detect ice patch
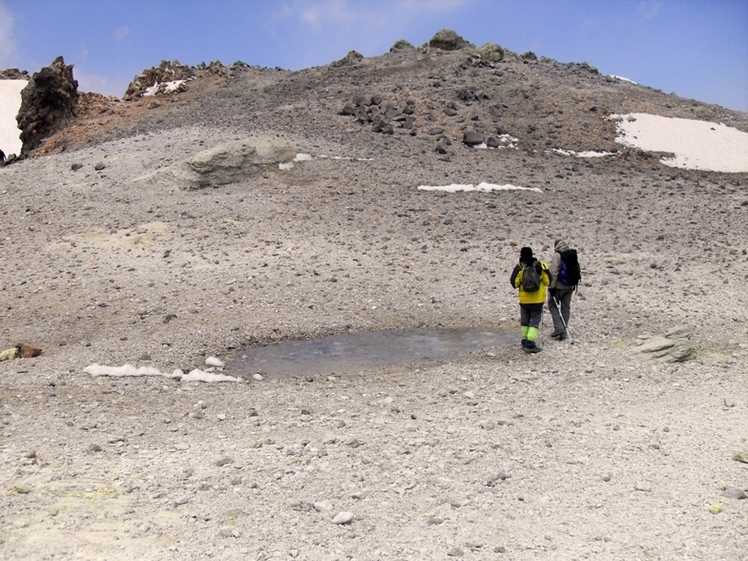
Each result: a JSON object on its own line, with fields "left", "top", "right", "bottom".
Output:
{"left": 418, "top": 182, "right": 542, "bottom": 193}
{"left": 611, "top": 113, "right": 748, "bottom": 173}
{"left": 143, "top": 79, "right": 189, "bottom": 96}
{"left": 0, "top": 80, "right": 26, "bottom": 156}
{"left": 84, "top": 363, "right": 241, "bottom": 382}
{"left": 205, "top": 356, "right": 224, "bottom": 367}
{"left": 554, "top": 148, "right": 614, "bottom": 158}
{"left": 609, "top": 75, "right": 637, "bottom": 84}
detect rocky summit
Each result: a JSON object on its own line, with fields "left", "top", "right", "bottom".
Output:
{"left": 1, "top": 30, "right": 747, "bottom": 561}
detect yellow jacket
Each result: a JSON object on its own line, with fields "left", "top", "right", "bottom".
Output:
{"left": 510, "top": 260, "right": 551, "bottom": 304}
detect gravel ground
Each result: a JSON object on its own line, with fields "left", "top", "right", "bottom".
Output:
{"left": 1, "top": 45, "right": 747, "bottom": 560}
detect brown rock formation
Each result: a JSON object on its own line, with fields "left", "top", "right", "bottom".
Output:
{"left": 16, "top": 56, "right": 78, "bottom": 156}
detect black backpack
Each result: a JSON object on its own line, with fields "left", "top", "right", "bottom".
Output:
{"left": 521, "top": 260, "right": 541, "bottom": 292}
{"left": 558, "top": 249, "right": 581, "bottom": 288}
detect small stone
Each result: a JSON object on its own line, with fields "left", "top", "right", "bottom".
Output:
{"left": 447, "top": 547, "right": 464, "bottom": 556}
{"left": 485, "top": 472, "right": 509, "bottom": 486}
{"left": 722, "top": 488, "right": 747, "bottom": 500}
{"left": 332, "top": 511, "right": 354, "bottom": 524}
{"left": 174, "top": 495, "right": 190, "bottom": 506}
{"left": 314, "top": 500, "right": 332, "bottom": 512}
{"left": 87, "top": 444, "right": 103, "bottom": 453}
{"left": 219, "top": 526, "right": 241, "bottom": 537}
{"left": 19, "top": 344, "right": 42, "bottom": 358}
{"left": 427, "top": 516, "right": 444, "bottom": 525}
{"left": 215, "top": 456, "right": 234, "bottom": 467}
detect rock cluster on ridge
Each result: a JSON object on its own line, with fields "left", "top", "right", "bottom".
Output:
{"left": 9, "top": 29, "right": 746, "bottom": 163}
{"left": 0, "top": 68, "right": 29, "bottom": 80}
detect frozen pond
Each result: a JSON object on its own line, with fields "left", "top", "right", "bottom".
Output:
{"left": 230, "top": 327, "right": 516, "bottom": 378}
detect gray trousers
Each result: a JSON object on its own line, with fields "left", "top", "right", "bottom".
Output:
{"left": 548, "top": 288, "right": 573, "bottom": 332}
{"left": 520, "top": 303, "right": 544, "bottom": 329}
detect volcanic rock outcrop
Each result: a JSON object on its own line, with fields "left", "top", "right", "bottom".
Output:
{"left": 16, "top": 56, "right": 78, "bottom": 156}
{"left": 0, "top": 68, "right": 29, "bottom": 80}
{"left": 123, "top": 59, "right": 197, "bottom": 100}
{"left": 148, "top": 138, "right": 297, "bottom": 190}
{"left": 123, "top": 59, "right": 240, "bottom": 99}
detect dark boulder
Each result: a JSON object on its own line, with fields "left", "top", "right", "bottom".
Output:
{"left": 389, "top": 39, "right": 415, "bottom": 53}
{"left": 16, "top": 56, "right": 78, "bottom": 156}
{"left": 477, "top": 43, "right": 505, "bottom": 63}
{"left": 332, "top": 50, "right": 364, "bottom": 67}
{"left": 463, "top": 128, "right": 485, "bottom": 145}
{"left": 429, "top": 29, "right": 472, "bottom": 51}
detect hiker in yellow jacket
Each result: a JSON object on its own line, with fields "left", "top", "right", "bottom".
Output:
{"left": 509, "top": 246, "right": 551, "bottom": 353}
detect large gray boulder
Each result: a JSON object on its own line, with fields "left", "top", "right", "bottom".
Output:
{"left": 390, "top": 39, "right": 415, "bottom": 53}
{"left": 156, "top": 138, "right": 297, "bottom": 190}
{"left": 428, "top": 29, "right": 472, "bottom": 51}
{"left": 477, "top": 43, "right": 505, "bottom": 62}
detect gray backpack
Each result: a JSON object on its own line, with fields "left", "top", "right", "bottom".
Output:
{"left": 521, "top": 260, "right": 541, "bottom": 292}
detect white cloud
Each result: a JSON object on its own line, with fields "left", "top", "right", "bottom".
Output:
{"left": 298, "top": 0, "right": 360, "bottom": 29}
{"left": 73, "top": 68, "right": 128, "bottom": 97}
{"left": 277, "top": 0, "right": 467, "bottom": 30}
{"left": 0, "top": 1, "right": 16, "bottom": 64}
{"left": 638, "top": 1, "right": 663, "bottom": 21}
{"left": 582, "top": 17, "right": 600, "bottom": 28}
{"left": 78, "top": 41, "right": 89, "bottom": 61}
{"left": 397, "top": 0, "right": 468, "bottom": 14}
{"left": 113, "top": 25, "right": 129, "bottom": 41}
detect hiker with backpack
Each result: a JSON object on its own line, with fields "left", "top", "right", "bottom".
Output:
{"left": 510, "top": 246, "right": 552, "bottom": 353}
{"left": 548, "top": 239, "right": 581, "bottom": 341}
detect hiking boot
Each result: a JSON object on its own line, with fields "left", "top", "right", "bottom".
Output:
{"left": 523, "top": 345, "right": 542, "bottom": 353}
{"left": 557, "top": 332, "right": 567, "bottom": 341}
{"left": 550, "top": 329, "right": 564, "bottom": 339}
{"left": 521, "top": 338, "right": 528, "bottom": 348}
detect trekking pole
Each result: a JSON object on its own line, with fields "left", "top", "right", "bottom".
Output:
{"left": 552, "top": 296, "right": 573, "bottom": 344}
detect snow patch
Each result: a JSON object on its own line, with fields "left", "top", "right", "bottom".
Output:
{"left": 611, "top": 113, "right": 748, "bottom": 173}
{"left": 609, "top": 75, "right": 637, "bottom": 84}
{"left": 418, "top": 182, "right": 542, "bottom": 193}
{"left": 143, "top": 79, "right": 189, "bottom": 96}
{"left": 554, "top": 148, "right": 615, "bottom": 158}
{"left": 84, "top": 363, "right": 241, "bottom": 382}
{"left": 0, "top": 80, "right": 26, "bottom": 156}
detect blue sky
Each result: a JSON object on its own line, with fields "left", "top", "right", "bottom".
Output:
{"left": 1, "top": 0, "right": 746, "bottom": 111}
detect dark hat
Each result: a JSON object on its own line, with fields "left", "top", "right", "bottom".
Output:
{"left": 520, "top": 246, "right": 533, "bottom": 260}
